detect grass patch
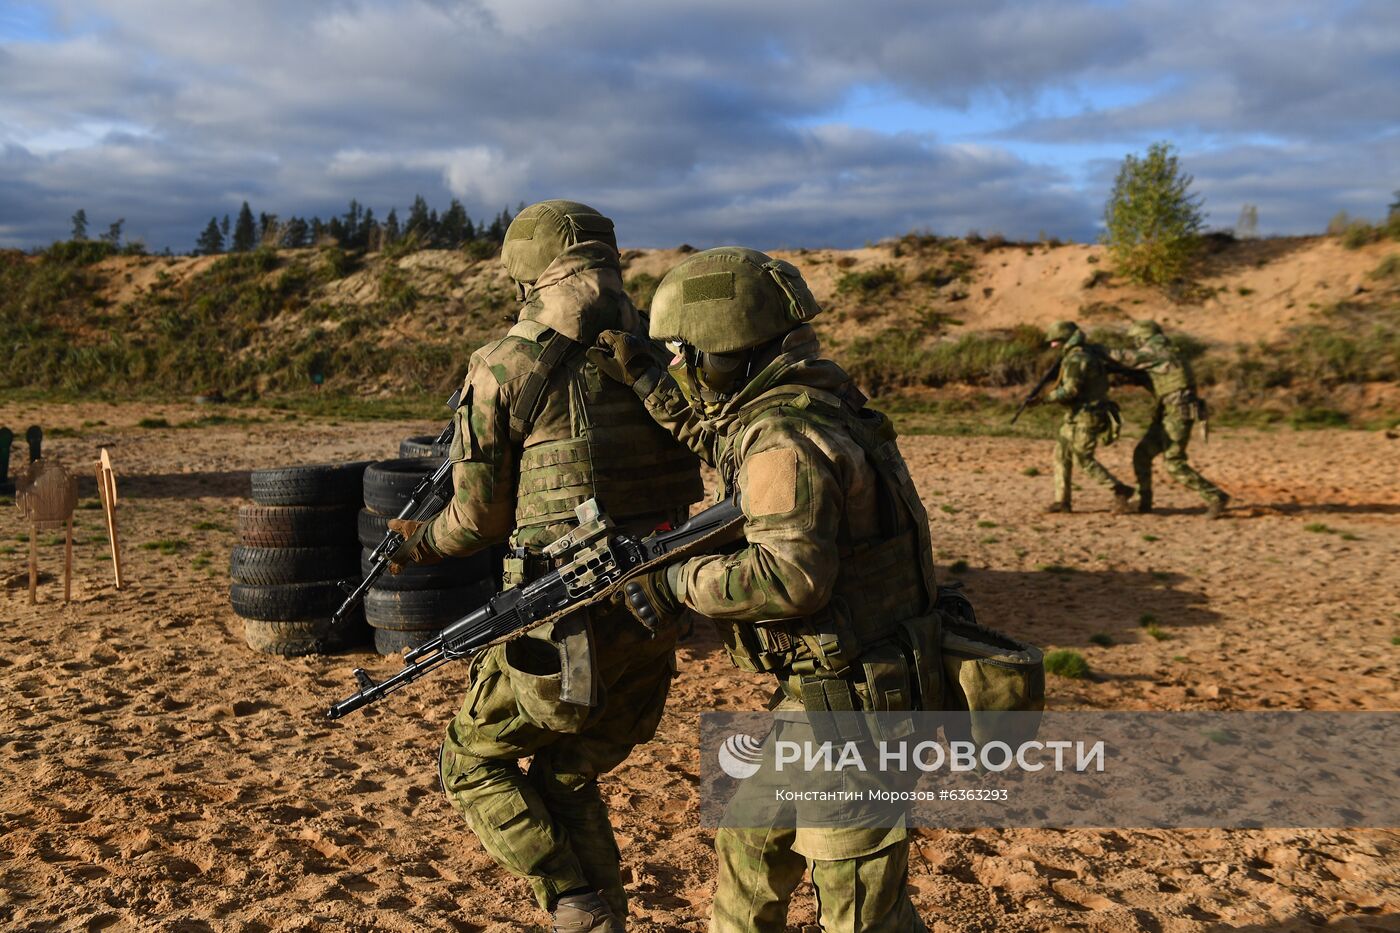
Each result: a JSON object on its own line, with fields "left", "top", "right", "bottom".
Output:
{"left": 836, "top": 265, "right": 902, "bottom": 298}
{"left": 1143, "top": 623, "right": 1172, "bottom": 641}
{"left": 1089, "top": 633, "right": 1115, "bottom": 647}
{"left": 1021, "top": 466, "right": 1040, "bottom": 477}
{"left": 140, "top": 538, "right": 188, "bottom": 555}
{"left": 980, "top": 536, "right": 999, "bottom": 545}
{"left": 845, "top": 325, "right": 1050, "bottom": 395}
{"left": 1037, "top": 563, "right": 1076, "bottom": 574}
{"left": 939, "top": 504, "right": 960, "bottom": 515}
{"left": 1142, "top": 534, "right": 1159, "bottom": 543}
{"left": 624, "top": 272, "right": 662, "bottom": 311}
{"left": 191, "top": 556, "right": 211, "bottom": 570}
{"left": 1044, "top": 649, "right": 1090, "bottom": 679}
{"left": 1138, "top": 612, "right": 1157, "bottom": 627}
{"left": 137, "top": 417, "right": 171, "bottom": 429}
{"left": 947, "top": 559, "right": 969, "bottom": 574}
{"left": 976, "top": 520, "right": 997, "bottom": 529}
{"left": 1391, "top": 636, "right": 1400, "bottom": 646}
{"left": 1303, "top": 522, "right": 1335, "bottom": 534}
{"left": 192, "top": 521, "right": 226, "bottom": 532}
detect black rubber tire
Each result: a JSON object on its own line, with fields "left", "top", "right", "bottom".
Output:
{"left": 373, "top": 627, "right": 439, "bottom": 655}
{"left": 362, "top": 458, "right": 443, "bottom": 515}
{"left": 357, "top": 508, "right": 392, "bottom": 549}
{"left": 242, "top": 612, "right": 369, "bottom": 656}
{"left": 230, "top": 581, "right": 347, "bottom": 622}
{"left": 359, "top": 547, "right": 491, "bottom": 591}
{"left": 230, "top": 545, "right": 360, "bottom": 586}
{"left": 399, "top": 434, "right": 449, "bottom": 459}
{"left": 365, "top": 581, "right": 494, "bottom": 632}
{"left": 238, "top": 504, "right": 359, "bottom": 548}
{"left": 249, "top": 461, "right": 371, "bottom": 507}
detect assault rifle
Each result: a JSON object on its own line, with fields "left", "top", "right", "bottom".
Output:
{"left": 329, "top": 388, "right": 461, "bottom": 630}
{"left": 1010, "top": 360, "right": 1060, "bottom": 424}
{"left": 326, "top": 495, "right": 744, "bottom": 720}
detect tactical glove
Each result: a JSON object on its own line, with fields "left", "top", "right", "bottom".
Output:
{"left": 621, "top": 564, "right": 684, "bottom": 633}
{"left": 587, "top": 330, "right": 664, "bottom": 396}
{"left": 387, "top": 518, "right": 442, "bottom": 572}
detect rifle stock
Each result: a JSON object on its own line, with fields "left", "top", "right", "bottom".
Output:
{"left": 1011, "top": 360, "right": 1060, "bottom": 424}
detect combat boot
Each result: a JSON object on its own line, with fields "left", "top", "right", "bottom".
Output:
{"left": 1045, "top": 502, "right": 1071, "bottom": 514}
{"left": 1136, "top": 491, "right": 1153, "bottom": 514}
{"left": 553, "top": 891, "right": 623, "bottom": 933}
{"left": 1111, "top": 484, "right": 1135, "bottom": 514}
{"left": 1206, "top": 492, "right": 1230, "bottom": 519}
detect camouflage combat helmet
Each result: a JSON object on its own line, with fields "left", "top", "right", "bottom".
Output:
{"left": 501, "top": 200, "right": 617, "bottom": 285}
{"left": 649, "top": 247, "right": 821, "bottom": 354}
{"left": 1127, "top": 319, "right": 1163, "bottom": 342}
{"left": 1045, "top": 320, "right": 1081, "bottom": 344}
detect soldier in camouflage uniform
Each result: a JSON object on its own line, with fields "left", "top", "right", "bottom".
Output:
{"left": 388, "top": 200, "right": 703, "bottom": 932}
{"left": 591, "top": 247, "right": 936, "bottom": 932}
{"left": 1042, "top": 320, "right": 1134, "bottom": 514}
{"left": 1113, "top": 320, "right": 1229, "bottom": 517}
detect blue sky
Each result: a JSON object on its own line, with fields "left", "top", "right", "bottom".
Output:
{"left": 1, "top": 0, "right": 1396, "bottom": 251}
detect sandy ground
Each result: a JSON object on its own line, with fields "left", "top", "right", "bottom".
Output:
{"left": 1, "top": 402, "right": 1397, "bottom": 932}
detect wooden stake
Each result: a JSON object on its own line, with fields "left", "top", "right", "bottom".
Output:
{"left": 28, "top": 524, "right": 37, "bottom": 605}
{"left": 97, "top": 449, "right": 124, "bottom": 590}
{"left": 64, "top": 517, "right": 73, "bottom": 604}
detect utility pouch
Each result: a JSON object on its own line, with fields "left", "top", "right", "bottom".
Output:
{"left": 798, "top": 674, "right": 866, "bottom": 745}
{"left": 939, "top": 616, "right": 1045, "bottom": 751}
{"left": 552, "top": 608, "right": 599, "bottom": 708}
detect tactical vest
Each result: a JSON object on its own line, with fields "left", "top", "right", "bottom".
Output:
{"left": 1141, "top": 336, "right": 1193, "bottom": 400}
{"left": 712, "top": 386, "right": 938, "bottom": 681}
{"left": 1061, "top": 345, "right": 1112, "bottom": 406}
{"left": 506, "top": 319, "right": 703, "bottom": 566}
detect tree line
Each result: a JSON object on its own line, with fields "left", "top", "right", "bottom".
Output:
{"left": 191, "top": 197, "right": 520, "bottom": 255}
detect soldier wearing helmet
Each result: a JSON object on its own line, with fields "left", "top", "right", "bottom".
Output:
{"left": 388, "top": 200, "right": 703, "bottom": 932}
{"left": 1040, "top": 320, "right": 1135, "bottom": 514}
{"left": 590, "top": 247, "right": 935, "bottom": 932}
{"left": 1113, "top": 320, "right": 1229, "bottom": 517}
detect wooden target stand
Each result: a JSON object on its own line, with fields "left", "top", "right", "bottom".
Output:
{"left": 13, "top": 450, "right": 124, "bottom": 604}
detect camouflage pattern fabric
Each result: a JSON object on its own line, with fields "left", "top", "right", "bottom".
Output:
{"left": 642, "top": 327, "right": 930, "bottom": 931}
{"left": 1113, "top": 334, "right": 1224, "bottom": 507}
{"left": 1046, "top": 341, "right": 1129, "bottom": 508}
{"left": 440, "top": 606, "right": 676, "bottom": 917}
{"left": 423, "top": 236, "right": 702, "bottom": 921}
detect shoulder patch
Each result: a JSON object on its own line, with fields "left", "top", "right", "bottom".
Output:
{"left": 744, "top": 447, "right": 799, "bottom": 517}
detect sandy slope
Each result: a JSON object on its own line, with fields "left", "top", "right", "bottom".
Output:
{"left": 0, "top": 404, "right": 1397, "bottom": 932}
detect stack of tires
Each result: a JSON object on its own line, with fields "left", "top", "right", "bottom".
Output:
{"left": 231, "top": 462, "right": 372, "bottom": 656}
{"left": 398, "top": 434, "right": 449, "bottom": 458}
{"left": 361, "top": 456, "right": 497, "bottom": 655}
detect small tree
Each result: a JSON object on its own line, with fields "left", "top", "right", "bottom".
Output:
{"left": 196, "top": 216, "right": 224, "bottom": 254}
{"left": 232, "top": 201, "right": 257, "bottom": 252}
{"left": 70, "top": 209, "right": 88, "bottom": 241}
{"left": 1103, "top": 141, "right": 1204, "bottom": 284}
{"left": 1235, "top": 204, "right": 1258, "bottom": 239}
{"left": 100, "top": 218, "right": 125, "bottom": 247}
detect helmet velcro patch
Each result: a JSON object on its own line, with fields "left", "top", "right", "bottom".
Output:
{"left": 506, "top": 218, "right": 537, "bottom": 240}
{"left": 683, "top": 272, "right": 735, "bottom": 304}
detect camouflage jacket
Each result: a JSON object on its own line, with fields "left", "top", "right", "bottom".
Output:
{"left": 425, "top": 242, "right": 701, "bottom": 559}
{"left": 656, "top": 329, "right": 932, "bottom": 632}
{"left": 1046, "top": 342, "right": 1112, "bottom": 408}
{"left": 1110, "top": 334, "right": 1194, "bottom": 401}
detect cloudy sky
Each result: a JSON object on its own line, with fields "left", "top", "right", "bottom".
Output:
{"left": 1, "top": 0, "right": 1396, "bottom": 252}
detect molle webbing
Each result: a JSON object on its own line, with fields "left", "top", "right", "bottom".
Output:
{"left": 515, "top": 436, "right": 700, "bottom": 528}
{"left": 508, "top": 329, "right": 575, "bottom": 442}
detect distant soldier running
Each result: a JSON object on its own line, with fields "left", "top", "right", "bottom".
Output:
{"left": 1113, "top": 320, "right": 1229, "bottom": 518}
{"left": 1042, "top": 320, "right": 1134, "bottom": 514}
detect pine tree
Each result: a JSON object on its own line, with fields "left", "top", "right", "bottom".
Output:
{"left": 221, "top": 214, "right": 231, "bottom": 240}
{"left": 342, "top": 199, "right": 362, "bottom": 249}
{"left": 405, "top": 195, "right": 431, "bottom": 241}
{"left": 281, "top": 217, "right": 309, "bottom": 248}
{"left": 232, "top": 201, "right": 257, "bottom": 252}
{"left": 70, "top": 209, "right": 88, "bottom": 241}
{"left": 100, "top": 219, "right": 124, "bottom": 247}
{"left": 361, "top": 207, "right": 378, "bottom": 251}
{"left": 384, "top": 208, "right": 400, "bottom": 245}
{"left": 1102, "top": 142, "right": 1204, "bottom": 285}
{"left": 196, "top": 217, "right": 224, "bottom": 254}
{"left": 440, "top": 199, "right": 469, "bottom": 247}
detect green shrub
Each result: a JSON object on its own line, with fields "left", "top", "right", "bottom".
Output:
{"left": 836, "top": 265, "right": 901, "bottom": 297}
{"left": 1089, "top": 634, "right": 1114, "bottom": 647}
{"left": 1044, "top": 650, "right": 1090, "bottom": 679}
{"left": 625, "top": 272, "right": 661, "bottom": 311}
{"left": 1341, "top": 222, "right": 1379, "bottom": 250}
{"left": 1102, "top": 142, "right": 1204, "bottom": 285}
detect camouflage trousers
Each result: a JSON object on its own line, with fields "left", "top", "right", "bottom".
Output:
{"left": 1053, "top": 406, "right": 1127, "bottom": 507}
{"left": 710, "top": 702, "right": 928, "bottom": 933}
{"left": 439, "top": 604, "right": 676, "bottom": 920}
{"left": 1133, "top": 404, "right": 1224, "bottom": 507}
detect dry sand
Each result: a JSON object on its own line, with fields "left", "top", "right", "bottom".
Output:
{"left": 1, "top": 403, "right": 1397, "bottom": 932}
